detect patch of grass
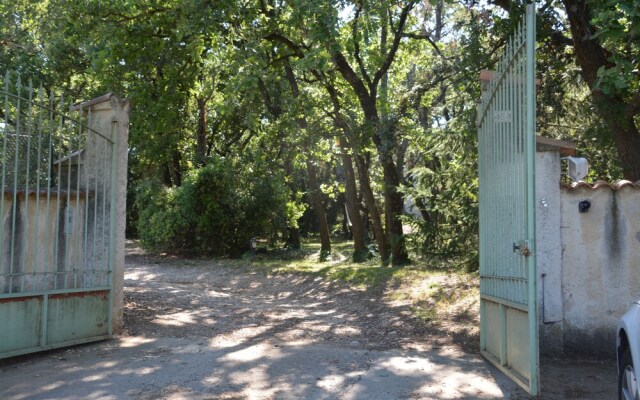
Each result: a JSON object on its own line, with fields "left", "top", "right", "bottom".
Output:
{"left": 248, "top": 240, "right": 387, "bottom": 286}
{"left": 248, "top": 239, "right": 476, "bottom": 295}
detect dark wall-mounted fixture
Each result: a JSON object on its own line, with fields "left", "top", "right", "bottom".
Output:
{"left": 579, "top": 200, "right": 591, "bottom": 213}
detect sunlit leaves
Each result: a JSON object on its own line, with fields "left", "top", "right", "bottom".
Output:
{"left": 591, "top": 0, "right": 640, "bottom": 97}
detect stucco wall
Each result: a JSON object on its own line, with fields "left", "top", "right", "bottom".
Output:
{"left": 534, "top": 151, "right": 564, "bottom": 356}
{"left": 80, "top": 95, "right": 129, "bottom": 333}
{"left": 534, "top": 150, "right": 640, "bottom": 357}
{"left": 560, "top": 183, "right": 640, "bottom": 356}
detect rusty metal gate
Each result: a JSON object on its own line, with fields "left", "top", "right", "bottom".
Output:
{"left": 477, "top": 4, "right": 539, "bottom": 395}
{"left": 0, "top": 73, "right": 117, "bottom": 359}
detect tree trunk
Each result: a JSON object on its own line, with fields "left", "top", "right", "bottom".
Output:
{"left": 329, "top": 2, "right": 414, "bottom": 265}
{"left": 395, "top": 138, "right": 409, "bottom": 185}
{"left": 284, "top": 64, "right": 331, "bottom": 256}
{"left": 283, "top": 155, "right": 301, "bottom": 250}
{"left": 379, "top": 149, "right": 409, "bottom": 266}
{"left": 196, "top": 97, "right": 207, "bottom": 166}
{"left": 286, "top": 227, "right": 301, "bottom": 250}
{"left": 171, "top": 150, "right": 182, "bottom": 187}
{"left": 563, "top": 0, "right": 640, "bottom": 181}
{"left": 355, "top": 154, "right": 389, "bottom": 264}
{"left": 339, "top": 138, "right": 368, "bottom": 261}
{"left": 162, "top": 161, "right": 173, "bottom": 187}
{"left": 306, "top": 160, "right": 332, "bottom": 256}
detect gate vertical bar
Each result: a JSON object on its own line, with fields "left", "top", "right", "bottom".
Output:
{"left": 82, "top": 109, "right": 92, "bottom": 288}
{"left": 525, "top": 2, "right": 539, "bottom": 394}
{"left": 1, "top": 73, "right": 9, "bottom": 279}
{"left": 107, "top": 120, "right": 118, "bottom": 336}
{"left": 9, "top": 77, "right": 22, "bottom": 294}
{"left": 21, "top": 81, "right": 33, "bottom": 293}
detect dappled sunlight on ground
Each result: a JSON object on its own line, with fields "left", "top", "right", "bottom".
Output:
{"left": 223, "top": 343, "right": 283, "bottom": 362}
{"left": 152, "top": 311, "right": 198, "bottom": 326}
{"left": 0, "top": 336, "right": 500, "bottom": 400}
{"left": 119, "top": 336, "right": 156, "bottom": 348}
{"left": 0, "top": 241, "right": 617, "bottom": 400}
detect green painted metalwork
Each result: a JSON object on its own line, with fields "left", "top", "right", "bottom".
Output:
{"left": 477, "top": 4, "right": 539, "bottom": 395}
{"left": 0, "top": 73, "right": 115, "bottom": 359}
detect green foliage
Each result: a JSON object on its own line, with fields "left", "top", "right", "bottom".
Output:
{"left": 135, "top": 157, "right": 295, "bottom": 257}
{"left": 5, "top": 0, "right": 636, "bottom": 271}
{"left": 403, "top": 109, "right": 479, "bottom": 269}
{"left": 591, "top": 0, "right": 640, "bottom": 97}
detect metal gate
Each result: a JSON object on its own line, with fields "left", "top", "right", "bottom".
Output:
{"left": 0, "top": 73, "right": 117, "bottom": 359}
{"left": 477, "top": 4, "right": 538, "bottom": 395}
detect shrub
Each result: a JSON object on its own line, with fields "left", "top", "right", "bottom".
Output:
{"left": 135, "top": 157, "right": 293, "bottom": 257}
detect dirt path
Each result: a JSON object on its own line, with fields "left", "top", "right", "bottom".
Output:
{"left": 123, "top": 244, "right": 461, "bottom": 353}
{"left": 0, "top": 242, "right": 616, "bottom": 399}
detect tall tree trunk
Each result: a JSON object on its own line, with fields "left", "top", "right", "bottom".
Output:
{"left": 434, "top": 0, "right": 444, "bottom": 41}
{"left": 329, "top": 1, "right": 414, "bottom": 265}
{"left": 563, "top": 0, "right": 640, "bottom": 181}
{"left": 355, "top": 154, "right": 389, "bottom": 264}
{"left": 258, "top": 75, "right": 302, "bottom": 250}
{"left": 283, "top": 155, "right": 301, "bottom": 250}
{"left": 306, "top": 160, "right": 332, "bottom": 256}
{"left": 379, "top": 147, "right": 409, "bottom": 266}
{"left": 284, "top": 64, "right": 331, "bottom": 256}
{"left": 162, "top": 161, "right": 173, "bottom": 187}
{"left": 395, "top": 138, "right": 409, "bottom": 185}
{"left": 171, "top": 150, "right": 182, "bottom": 187}
{"left": 319, "top": 72, "right": 369, "bottom": 261}
{"left": 379, "top": 3, "right": 389, "bottom": 117}
{"left": 339, "top": 138, "right": 368, "bottom": 261}
{"left": 196, "top": 97, "right": 207, "bottom": 166}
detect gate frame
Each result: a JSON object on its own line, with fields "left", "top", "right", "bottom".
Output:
{"left": 477, "top": 4, "right": 539, "bottom": 395}
{"left": 0, "top": 82, "right": 128, "bottom": 359}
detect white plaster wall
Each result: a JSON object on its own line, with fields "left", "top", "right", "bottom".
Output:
{"left": 535, "top": 152, "right": 563, "bottom": 322}
{"left": 535, "top": 151, "right": 564, "bottom": 355}
{"left": 560, "top": 185, "right": 640, "bottom": 356}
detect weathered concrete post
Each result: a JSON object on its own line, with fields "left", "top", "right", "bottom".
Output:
{"left": 74, "top": 93, "right": 129, "bottom": 333}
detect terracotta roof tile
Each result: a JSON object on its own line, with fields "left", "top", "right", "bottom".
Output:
{"left": 615, "top": 180, "right": 640, "bottom": 189}
{"left": 562, "top": 180, "right": 640, "bottom": 191}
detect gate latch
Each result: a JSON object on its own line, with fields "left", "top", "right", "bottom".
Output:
{"left": 513, "top": 240, "right": 532, "bottom": 257}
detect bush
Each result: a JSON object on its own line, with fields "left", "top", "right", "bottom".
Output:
{"left": 135, "top": 157, "right": 293, "bottom": 257}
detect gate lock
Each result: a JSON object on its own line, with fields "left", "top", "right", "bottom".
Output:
{"left": 513, "top": 240, "right": 532, "bottom": 257}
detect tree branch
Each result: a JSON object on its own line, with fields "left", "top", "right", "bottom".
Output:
{"left": 263, "top": 32, "right": 308, "bottom": 58}
{"left": 100, "top": 6, "right": 172, "bottom": 24}
{"left": 257, "top": 77, "right": 282, "bottom": 118}
{"left": 352, "top": 5, "right": 373, "bottom": 90}
{"left": 402, "top": 32, "right": 447, "bottom": 60}
{"left": 491, "top": 0, "right": 513, "bottom": 12}
{"left": 372, "top": 2, "right": 415, "bottom": 90}
{"left": 332, "top": 51, "right": 377, "bottom": 120}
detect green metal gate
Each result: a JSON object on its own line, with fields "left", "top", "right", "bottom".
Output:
{"left": 0, "top": 73, "right": 117, "bottom": 359}
{"left": 477, "top": 4, "right": 538, "bottom": 395}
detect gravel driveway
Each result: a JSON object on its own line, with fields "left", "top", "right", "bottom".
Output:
{"left": 0, "top": 242, "right": 615, "bottom": 399}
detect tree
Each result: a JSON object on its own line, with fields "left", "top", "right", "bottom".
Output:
{"left": 326, "top": 1, "right": 415, "bottom": 266}
{"left": 562, "top": 0, "right": 640, "bottom": 181}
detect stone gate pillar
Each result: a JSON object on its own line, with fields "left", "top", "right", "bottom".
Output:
{"left": 73, "top": 93, "right": 129, "bottom": 333}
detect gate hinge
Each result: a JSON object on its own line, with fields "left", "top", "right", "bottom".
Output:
{"left": 513, "top": 240, "right": 532, "bottom": 257}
